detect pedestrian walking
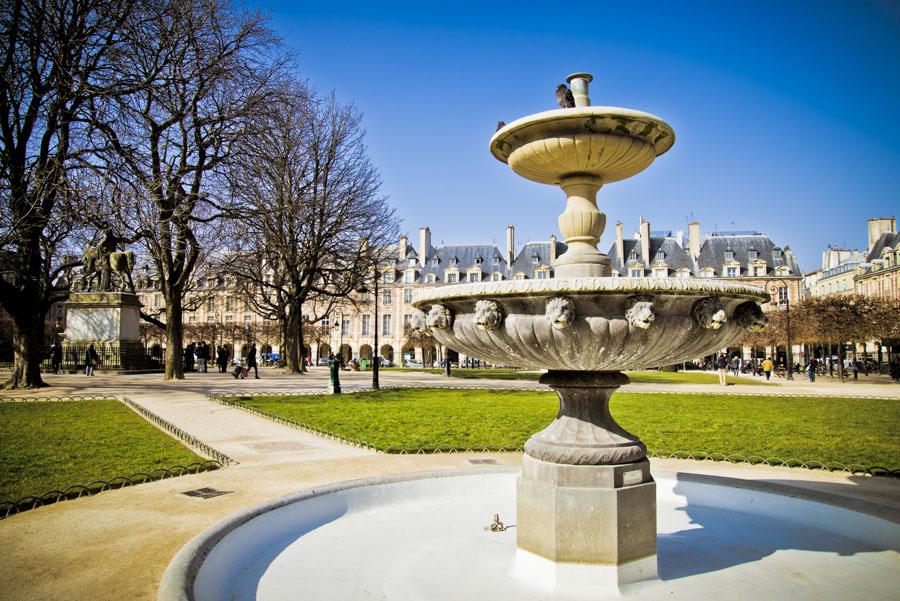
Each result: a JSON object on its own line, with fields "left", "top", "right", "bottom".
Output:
{"left": 246, "top": 342, "right": 259, "bottom": 379}
{"left": 197, "top": 341, "right": 208, "bottom": 373}
{"left": 85, "top": 343, "right": 98, "bottom": 376}
{"left": 51, "top": 342, "right": 62, "bottom": 374}
{"left": 716, "top": 353, "right": 728, "bottom": 387}
{"left": 762, "top": 356, "right": 774, "bottom": 381}
{"left": 217, "top": 345, "right": 228, "bottom": 373}
{"left": 731, "top": 355, "right": 741, "bottom": 378}
{"left": 806, "top": 357, "right": 818, "bottom": 382}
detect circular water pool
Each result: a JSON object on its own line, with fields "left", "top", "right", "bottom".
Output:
{"left": 159, "top": 469, "right": 900, "bottom": 601}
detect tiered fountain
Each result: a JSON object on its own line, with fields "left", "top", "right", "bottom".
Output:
{"left": 411, "top": 72, "right": 769, "bottom": 587}
{"left": 158, "top": 74, "right": 900, "bottom": 601}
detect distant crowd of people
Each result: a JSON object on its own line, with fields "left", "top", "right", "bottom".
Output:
{"left": 709, "top": 352, "right": 900, "bottom": 385}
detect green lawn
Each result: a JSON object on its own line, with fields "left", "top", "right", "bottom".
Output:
{"left": 0, "top": 400, "right": 206, "bottom": 502}
{"left": 387, "top": 367, "right": 767, "bottom": 386}
{"left": 235, "top": 389, "right": 899, "bottom": 471}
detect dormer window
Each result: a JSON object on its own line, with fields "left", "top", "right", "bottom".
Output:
{"left": 772, "top": 248, "right": 782, "bottom": 259}
{"left": 408, "top": 257, "right": 417, "bottom": 266}
{"left": 493, "top": 255, "right": 501, "bottom": 264}
{"left": 475, "top": 256, "right": 483, "bottom": 264}
{"left": 655, "top": 250, "right": 666, "bottom": 261}
{"left": 724, "top": 249, "right": 734, "bottom": 261}
{"left": 748, "top": 249, "right": 758, "bottom": 261}
{"left": 628, "top": 249, "right": 638, "bottom": 261}
{"left": 450, "top": 256, "right": 458, "bottom": 266}
{"left": 431, "top": 257, "right": 439, "bottom": 266}
{"left": 531, "top": 255, "right": 540, "bottom": 264}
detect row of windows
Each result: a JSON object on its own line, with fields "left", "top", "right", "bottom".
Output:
{"left": 331, "top": 314, "right": 393, "bottom": 336}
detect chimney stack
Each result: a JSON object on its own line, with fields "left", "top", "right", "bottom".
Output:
{"left": 399, "top": 235, "right": 408, "bottom": 262}
{"left": 549, "top": 234, "right": 557, "bottom": 262}
{"left": 418, "top": 227, "right": 431, "bottom": 264}
{"left": 688, "top": 221, "right": 700, "bottom": 261}
{"left": 506, "top": 225, "right": 515, "bottom": 266}
{"left": 640, "top": 219, "right": 651, "bottom": 266}
{"left": 615, "top": 222, "right": 624, "bottom": 271}
{"left": 867, "top": 217, "right": 897, "bottom": 251}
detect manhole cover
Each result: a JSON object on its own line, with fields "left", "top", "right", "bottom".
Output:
{"left": 182, "top": 487, "right": 232, "bottom": 499}
{"left": 467, "top": 459, "right": 499, "bottom": 465}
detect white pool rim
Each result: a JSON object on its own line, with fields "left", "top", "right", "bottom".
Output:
{"left": 157, "top": 467, "right": 900, "bottom": 601}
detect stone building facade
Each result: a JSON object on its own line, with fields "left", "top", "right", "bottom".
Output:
{"left": 803, "top": 217, "right": 899, "bottom": 300}
{"left": 126, "top": 218, "right": 804, "bottom": 368}
{"left": 605, "top": 218, "right": 802, "bottom": 363}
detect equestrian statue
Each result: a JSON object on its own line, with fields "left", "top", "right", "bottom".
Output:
{"left": 80, "top": 229, "right": 136, "bottom": 292}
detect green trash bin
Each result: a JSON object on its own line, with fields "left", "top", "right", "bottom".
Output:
{"left": 360, "top": 359, "right": 368, "bottom": 370}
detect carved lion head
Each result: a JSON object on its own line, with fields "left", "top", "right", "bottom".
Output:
{"left": 474, "top": 300, "right": 503, "bottom": 331}
{"left": 734, "top": 302, "right": 767, "bottom": 332}
{"left": 693, "top": 297, "right": 727, "bottom": 330}
{"left": 545, "top": 296, "right": 576, "bottom": 330}
{"left": 626, "top": 296, "right": 655, "bottom": 329}
{"left": 410, "top": 309, "right": 430, "bottom": 334}
{"left": 425, "top": 304, "right": 453, "bottom": 330}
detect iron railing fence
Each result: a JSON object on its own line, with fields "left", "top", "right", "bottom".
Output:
{"left": 39, "top": 342, "right": 165, "bottom": 373}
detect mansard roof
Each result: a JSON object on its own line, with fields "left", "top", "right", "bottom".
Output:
{"left": 510, "top": 241, "right": 566, "bottom": 274}
{"left": 697, "top": 234, "right": 801, "bottom": 276}
{"left": 420, "top": 244, "right": 506, "bottom": 276}
{"left": 606, "top": 237, "right": 693, "bottom": 275}
{"left": 866, "top": 231, "right": 900, "bottom": 262}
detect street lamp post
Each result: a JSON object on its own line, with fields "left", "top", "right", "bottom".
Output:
{"left": 356, "top": 268, "right": 380, "bottom": 390}
{"left": 767, "top": 278, "right": 794, "bottom": 381}
{"left": 373, "top": 272, "right": 380, "bottom": 390}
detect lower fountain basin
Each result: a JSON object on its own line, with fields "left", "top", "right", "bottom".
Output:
{"left": 411, "top": 278, "right": 769, "bottom": 370}
{"left": 159, "top": 469, "right": 900, "bottom": 601}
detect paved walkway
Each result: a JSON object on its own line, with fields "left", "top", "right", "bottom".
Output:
{"left": 1, "top": 368, "right": 898, "bottom": 600}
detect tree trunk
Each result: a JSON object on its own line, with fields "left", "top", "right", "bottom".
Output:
{"left": 298, "top": 314, "right": 307, "bottom": 373}
{"left": 837, "top": 343, "right": 845, "bottom": 382}
{"left": 3, "top": 311, "right": 47, "bottom": 389}
{"left": 284, "top": 308, "right": 302, "bottom": 374}
{"left": 164, "top": 295, "right": 184, "bottom": 380}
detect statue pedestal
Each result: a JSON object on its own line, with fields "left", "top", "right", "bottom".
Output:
{"left": 63, "top": 292, "right": 153, "bottom": 372}
{"left": 65, "top": 292, "right": 142, "bottom": 342}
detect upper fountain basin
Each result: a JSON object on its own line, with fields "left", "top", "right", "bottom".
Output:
{"left": 412, "top": 278, "right": 768, "bottom": 371}
{"left": 490, "top": 107, "right": 675, "bottom": 185}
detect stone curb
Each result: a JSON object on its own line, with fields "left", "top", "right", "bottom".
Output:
{"left": 156, "top": 466, "right": 900, "bottom": 601}
{"left": 157, "top": 466, "right": 519, "bottom": 601}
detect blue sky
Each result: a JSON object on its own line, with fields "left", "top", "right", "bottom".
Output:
{"left": 251, "top": 0, "right": 900, "bottom": 271}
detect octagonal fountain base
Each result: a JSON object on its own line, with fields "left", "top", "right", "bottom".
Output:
{"left": 160, "top": 469, "right": 900, "bottom": 601}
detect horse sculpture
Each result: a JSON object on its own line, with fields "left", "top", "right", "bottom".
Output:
{"left": 80, "top": 239, "right": 135, "bottom": 292}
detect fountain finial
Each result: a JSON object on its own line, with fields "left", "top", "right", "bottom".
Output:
{"left": 566, "top": 72, "right": 593, "bottom": 107}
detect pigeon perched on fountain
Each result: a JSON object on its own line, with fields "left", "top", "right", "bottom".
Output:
{"left": 496, "top": 120, "right": 505, "bottom": 131}
{"left": 556, "top": 84, "right": 575, "bottom": 108}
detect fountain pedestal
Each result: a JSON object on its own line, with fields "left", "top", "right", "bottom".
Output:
{"left": 515, "top": 371, "right": 658, "bottom": 588}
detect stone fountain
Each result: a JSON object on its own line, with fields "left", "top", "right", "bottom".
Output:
{"left": 411, "top": 72, "right": 770, "bottom": 588}
{"left": 159, "top": 73, "right": 900, "bottom": 601}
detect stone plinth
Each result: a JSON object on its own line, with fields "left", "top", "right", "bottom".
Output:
{"left": 513, "top": 371, "right": 658, "bottom": 590}
{"left": 65, "top": 292, "right": 142, "bottom": 343}
{"left": 516, "top": 456, "right": 657, "bottom": 569}
{"left": 62, "top": 292, "right": 155, "bottom": 373}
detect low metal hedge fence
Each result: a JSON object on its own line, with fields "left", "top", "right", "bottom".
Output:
{"left": 210, "top": 389, "right": 899, "bottom": 478}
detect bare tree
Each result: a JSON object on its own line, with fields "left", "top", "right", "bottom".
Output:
{"left": 0, "top": 0, "right": 129, "bottom": 388}
{"left": 87, "top": 0, "right": 284, "bottom": 379}
{"left": 225, "top": 84, "right": 398, "bottom": 373}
